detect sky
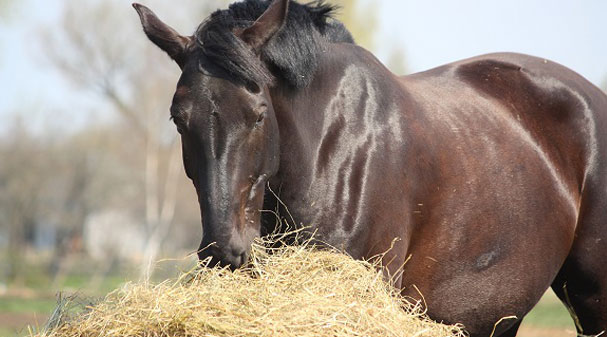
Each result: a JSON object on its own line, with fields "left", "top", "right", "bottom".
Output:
{"left": 0, "top": 1, "right": 95, "bottom": 134}
{"left": 1, "top": 0, "right": 606, "bottom": 134}
{"left": 376, "top": 0, "right": 607, "bottom": 85}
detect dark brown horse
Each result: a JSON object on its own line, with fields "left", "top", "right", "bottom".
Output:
{"left": 133, "top": 0, "right": 607, "bottom": 335}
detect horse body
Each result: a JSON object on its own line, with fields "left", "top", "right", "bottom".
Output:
{"left": 267, "top": 42, "right": 607, "bottom": 335}
{"left": 134, "top": 1, "right": 607, "bottom": 335}
{"left": 401, "top": 52, "right": 606, "bottom": 335}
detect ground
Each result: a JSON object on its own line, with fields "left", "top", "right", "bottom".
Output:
{"left": 518, "top": 326, "right": 576, "bottom": 337}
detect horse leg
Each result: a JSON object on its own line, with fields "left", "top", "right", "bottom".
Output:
{"left": 551, "top": 261, "right": 607, "bottom": 336}
{"left": 496, "top": 320, "right": 521, "bottom": 337}
{"left": 551, "top": 184, "right": 607, "bottom": 335}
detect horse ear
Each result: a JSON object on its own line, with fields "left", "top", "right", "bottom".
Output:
{"left": 237, "top": 0, "right": 289, "bottom": 52}
{"left": 132, "top": 3, "right": 191, "bottom": 69}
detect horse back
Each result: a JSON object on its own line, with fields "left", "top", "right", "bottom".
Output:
{"left": 404, "top": 52, "right": 606, "bottom": 197}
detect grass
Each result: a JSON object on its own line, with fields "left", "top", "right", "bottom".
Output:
{"left": 0, "top": 297, "right": 54, "bottom": 337}
{"left": 0, "top": 255, "right": 197, "bottom": 336}
{"left": 0, "top": 266, "right": 131, "bottom": 337}
{"left": 522, "top": 291, "right": 574, "bottom": 329}
{"left": 0, "top": 297, "right": 57, "bottom": 315}
{"left": 57, "top": 274, "right": 131, "bottom": 294}
{"left": 0, "top": 327, "right": 15, "bottom": 336}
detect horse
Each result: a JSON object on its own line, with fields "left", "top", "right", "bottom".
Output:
{"left": 133, "top": 0, "right": 607, "bottom": 335}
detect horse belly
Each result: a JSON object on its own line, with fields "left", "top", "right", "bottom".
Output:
{"left": 400, "top": 123, "right": 579, "bottom": 335}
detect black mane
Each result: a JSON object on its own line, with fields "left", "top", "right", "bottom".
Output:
{"left": 195, "top": 0, "right": 355, "bottom": 88}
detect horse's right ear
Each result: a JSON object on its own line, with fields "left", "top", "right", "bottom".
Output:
{"left": 237, "top": 0, "right": 289, "bottom": 52}
{"left": 132, "top": 3, "right": 191, "bottom": 69}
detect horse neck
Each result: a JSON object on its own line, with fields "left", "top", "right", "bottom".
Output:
{"left": 269, "top": 43, "right": 407, "bottom": 169}
{"left": 265, "top": 43, "right": 413, "bottom": 260}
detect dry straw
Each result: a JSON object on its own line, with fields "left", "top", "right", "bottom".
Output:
{"left": 35, "top": 238, "right": 466, "bottom": 337}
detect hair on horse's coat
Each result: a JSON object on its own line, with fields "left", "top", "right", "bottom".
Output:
{"left": 136, "top": 0, "right": 607, "bottom": 334}
{"left": 195, "top": 0, "right": 354, "bottom": 88}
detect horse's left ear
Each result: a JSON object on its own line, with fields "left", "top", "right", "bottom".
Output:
{"left": 237, "top": 0, "right": 289, "bottom": 52}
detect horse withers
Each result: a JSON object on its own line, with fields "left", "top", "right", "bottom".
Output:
{"left": 133, "top": 0, "right": 607, "bottom": 335}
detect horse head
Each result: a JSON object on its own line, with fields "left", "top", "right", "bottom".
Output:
{"left": 133, "top": 0, "right": 289, "bottom": 268}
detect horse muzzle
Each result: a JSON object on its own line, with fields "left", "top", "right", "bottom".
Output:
{"left": 197, "top": 218, "right": 261, "bottom": 270}
{"left": 197, "top": 242, "right": 250, "bottom": 270}
{"left": 197, "top": 175, "right": 268, "bottom": 270}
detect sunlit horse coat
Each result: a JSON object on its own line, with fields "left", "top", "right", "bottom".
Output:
{"left": 134, "top": 0, "right": 607, "bottom": 335}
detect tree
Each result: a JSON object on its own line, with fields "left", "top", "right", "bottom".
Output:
{"left": 331, "top": 1, "right": 407, "bottom": 75}
{"left": 331, "top": 0, "right": 378, "bottom": 51}
{"left": 0, "top": 120, "right": 47, "bottom": 284}
{"left": 42, "top": 0, "right": 228, "bottom": 280}
{"left": 386, "top": 47, "right": 409, "bottom": 76}
{"left": 0, "top": 115, "right": 129, "bottom": 285}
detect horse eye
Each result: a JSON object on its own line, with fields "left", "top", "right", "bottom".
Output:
{"left": 254, "top": 105, "right": 267, "bottom": 127}
{"left": 246, "top": 82, "right": 261, "bottom": 94}
{"left": 256, "top": 112, "right": 265, "bottom": 125}
{"left": 170, "top": 116, "right": 185, "bottom": 134}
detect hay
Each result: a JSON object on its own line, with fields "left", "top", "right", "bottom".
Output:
{"left": 35, "top": 241, "right": 465, "bottom": 337}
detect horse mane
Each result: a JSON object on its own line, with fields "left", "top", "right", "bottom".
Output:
{"left": 195, "top": 0, "right": 355, "bottom": 88}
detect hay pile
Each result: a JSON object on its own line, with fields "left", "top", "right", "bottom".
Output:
{"left": 36, "top": 242, "right": 465, "bottom": 337}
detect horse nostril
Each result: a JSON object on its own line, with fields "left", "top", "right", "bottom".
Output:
{"left": 236, "top": 251, "right": 249, "bottom": 268}
{"left": 197, "top": 250, "right": 217, "bottom": 267}
{"left": 197, "top": 244, "right": 249, "bottom": 270}
{"left": 197, "top": 244, "right": 221, "bottom": 265}
{"left": 223, "top": 246, "right": 250, "bottom": 270}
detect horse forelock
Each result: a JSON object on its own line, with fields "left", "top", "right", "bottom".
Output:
{"left": 194, "top": 0, "right": 355, "bottom": 88}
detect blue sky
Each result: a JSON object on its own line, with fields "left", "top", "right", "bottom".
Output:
{"left": 377, "top": 0, "right": 607, "bottom": 85}
{"left": 1, "top": 0, "right": 606, "bottom": 133}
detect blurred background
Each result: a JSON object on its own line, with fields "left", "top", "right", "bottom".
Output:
{"left": 0, "top": 0, "right": 605, "bottom": 336}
